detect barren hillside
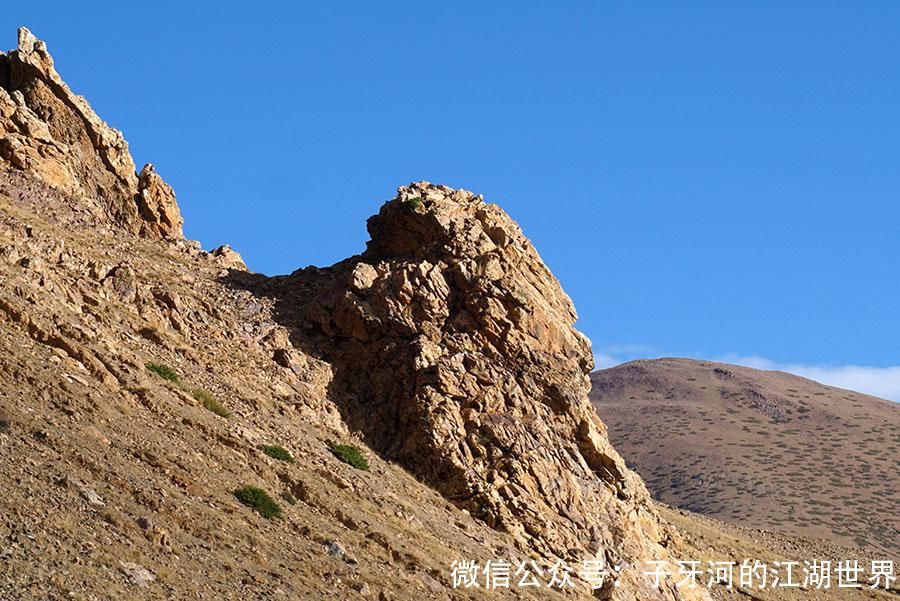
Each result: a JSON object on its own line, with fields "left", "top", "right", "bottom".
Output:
{"left": 590, "top": 358, "right": 900, "bottom": 558}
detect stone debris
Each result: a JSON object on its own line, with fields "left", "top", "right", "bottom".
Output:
{"left": 118, "top": 561, "right": 156, "bottom": 588}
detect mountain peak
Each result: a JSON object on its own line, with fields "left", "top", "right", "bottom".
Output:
{"left": 0, "top": 27, "right": 182, "bottom": 239}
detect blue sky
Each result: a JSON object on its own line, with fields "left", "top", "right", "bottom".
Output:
{"left": 4, "top": 3, "right": 899, "bottom": 399}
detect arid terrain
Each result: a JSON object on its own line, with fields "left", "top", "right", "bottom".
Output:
{"left": 1, "top": 25, "right": 897, "bottom": 601}
{"left": 590, "top": 358, "right": 900, "bottom": 559}
{"left": 664, "top": 506, "right": 898, "bottom": 601}
{"left": 0, "top": 27, "right": 715, "bottom": 600}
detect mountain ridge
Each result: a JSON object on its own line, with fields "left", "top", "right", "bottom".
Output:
{"left": 600, "top": 356, "right": 898, "bottom": 403}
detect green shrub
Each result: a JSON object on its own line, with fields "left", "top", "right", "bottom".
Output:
{"left": 146, "top": 362, "right": 179, "bottom": 383}
{"left": 260, "top": 444, "right": 294, "bottom": 463}
{"left": 194, "top": 389, "right": 231, "bottom": 418}
{"left": 403, "top": 196, "right": 423, "bottom": 213}
{"left": 233, "top": 486, "right": 281, "bottom": 519}
{"left": 328, "top": 442, "right": 369, "bottom": 470}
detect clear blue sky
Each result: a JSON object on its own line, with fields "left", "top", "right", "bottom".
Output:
{"left": 4, "top": 3, "right": 900, "bottom": 390}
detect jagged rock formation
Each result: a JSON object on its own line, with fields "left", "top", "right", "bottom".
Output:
{"left": 0, "top": 27, "right": 182, "bottom": 239}
{"left": 136, "top": 163, "right": 184, "bottom": 239}
{"left": 0, "top": 27, "right": 714, "bottom": 600}
{"left": 250, "top": 182, "right": 710, "bottom": 600}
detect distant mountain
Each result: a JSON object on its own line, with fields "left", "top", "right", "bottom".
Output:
{"left": 590, "top": 358, "right": 900, "bottom": 557}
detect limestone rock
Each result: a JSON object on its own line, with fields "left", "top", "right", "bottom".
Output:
{"left": 0, "top": 27, "right": 183, "bottom": 240}
{"left": 118, "top": 561, "right": 155, "bottom": 588}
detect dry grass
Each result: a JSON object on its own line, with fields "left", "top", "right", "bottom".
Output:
{"left": 591, "top": 358, "right": 900, "bottom": 557}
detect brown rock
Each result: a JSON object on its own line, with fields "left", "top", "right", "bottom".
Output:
{"left": 136, "top": 163, "right": 183, "bottom": 239}
{"left": 262, "top": 182, "right": 710, "bottom": 600}
{"left": 210, "top": 244, "right": 247, "bottom": 271}
{"left": 0, "top": 28, "right": 183, "bottom": 240}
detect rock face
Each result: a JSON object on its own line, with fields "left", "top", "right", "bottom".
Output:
{"left": 0, "top": 28, "right": 182, "bottom": 239}
{"left": 258, "top": 182, "right": 709, "bottom": 600}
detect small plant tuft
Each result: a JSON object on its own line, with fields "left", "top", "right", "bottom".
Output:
{"left": 403, "top": 196, "right": 423, "bottom": 213}
{"left": 328, "top": 441, "right": 369, "bottom": 471}
{"left": 280, "top": 491, "right": 297, "bottom": 505}
{"left": 233, "top": 486, "right": 282, "bottom": 519}
{"left": 146, "top": 362, "right": 179, "bottom": 383}
{"left": 194, "top": 389, "right": 231, "bottom": 418}
{"left": 260, "top": 444, "right": 294, "bottom": 463}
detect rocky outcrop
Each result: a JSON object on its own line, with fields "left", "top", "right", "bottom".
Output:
{"left": 209, "top": 244, "right": 247, "bottom": 271}
{"left": 257, "top": 182, "right": 710, "bottom": 600}
{"left": 136, "top": 164, "right": 184, "bottom": 239}
{"left": 0, "top": 28, "right": 182, "bottom": 239}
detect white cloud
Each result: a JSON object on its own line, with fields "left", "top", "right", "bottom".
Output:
{"left": 594, "top": 349, "right": 900, "bottom": 402}
{"left": 720, "top": 355, "right": 900, "bottom": 402}
{"left": 593, "top": 352, "right": 625, "bottom": 369}
{"left": 593, "top": 344, "right": 658, "bottom": 369}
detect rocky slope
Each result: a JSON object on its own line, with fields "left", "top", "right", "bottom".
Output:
{"left": 664, "top": 506, "right": 899, "bottom": 601}
{"left": 590, "top": 358, "right": 900, "bottom": 559}
{"left": 0, "top": 28, "right": 710, "bottom": 600}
